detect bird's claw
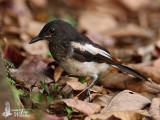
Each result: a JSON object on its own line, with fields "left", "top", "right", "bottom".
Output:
{"left": 83, "top": 88, "right": 92, "bottom": 102}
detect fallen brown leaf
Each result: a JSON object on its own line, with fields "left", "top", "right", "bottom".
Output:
{"left": 129, "top": 63, "right": 160, "bottom": 83}
{"left": 51, "top": 99, "right": 101, "bottom": 115}
{"left": 63, "top": 0, "right": 89, "bottom": 8}
{"left": 140, "top": 92, "right": 155, "bottom": 101}
{"left": 106, "top": 115, "right": 122, "bottom": 120}
{"left": 99, "top": 72, "right": 130, "bottom": 89}
{"left": 66, "top": 78, "right": 103, "bottom": 92}
{"left": 152, "top": 58, "right": 160, "bottom": 68}
{"left": 149, "top": 97, "right": 160, "bottom": 120}
{"left": 91, "top": 85, "right": 103, "bottom": 93}
{"left": 27, "top": 21, "right": 45, "bottom": 37}
{"left": 66, "top": 78, "right": 86, "bottom": 91}
{"left": 119, "top": 0, "right": 150, "bottom": 11}
{"left": 106, "top": 23, "right": 153, "bottom": 39}
{"left": 86, "top": 32, "right": 116, "bottom": 47}
{"left": 29, "top": 111, "right": 62, "bottom": 120}
{"left": 29, "top": 0, "right": 47, "bottom": 8}
{"left": 99, "top": 70, "right": 160, "bottom": 94}
{"left": 4, "top": 25, "right": 21, "bottom": 35}
{"left": 23, "top": 41, "right": 49, "bottom": 55}
{"left": 88, "top": 110, "right": 150, "bottom": 120}
{"left": 10, "top": 55, "right": 53, "bottom": 87}
{"left": 4, "top": 45, "right": 26, "bottom": 68}
{"left": 79, "top": 9, "right": 118, "bottom": 33}
{"left": 54, "top": 66, "right": 64, "bottom": 82}
{"left": 93, "top": 90, "right": 150, "bottom": 112}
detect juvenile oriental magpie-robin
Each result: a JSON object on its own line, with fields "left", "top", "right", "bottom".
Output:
{"left": 29, "top": 20, "right": 150, "bottom": 101}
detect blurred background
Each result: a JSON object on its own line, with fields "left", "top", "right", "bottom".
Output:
{"left": 1, "top": 0, "right": 160, "bottom": 64}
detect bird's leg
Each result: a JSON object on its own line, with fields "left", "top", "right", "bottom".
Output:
{"left": 83, "top": 74, "right": 98, "bottom": 102}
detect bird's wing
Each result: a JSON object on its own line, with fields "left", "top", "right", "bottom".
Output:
{"left": 70, "top": 35, "right": 150, "bottom": 82}
{"left": 71, "top": 40, "right": 115, "bottom": 64}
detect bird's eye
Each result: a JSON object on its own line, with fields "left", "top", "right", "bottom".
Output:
{"left": 49, "top": 28, "right": 55, "bottom": 33}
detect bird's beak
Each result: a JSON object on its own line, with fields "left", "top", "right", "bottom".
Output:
{"left": 29, "top": 36, "right": 42, "bottom": 44}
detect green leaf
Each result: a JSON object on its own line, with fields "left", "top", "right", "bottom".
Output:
{"left": 7, "top": 78, "right": 15, "bottom": 86}
{"left": 7, "top": 80, "right": 23, "bottom": 108}
{"left": 45, "top": 51, "right": 52, "bottom": 57}
{"left": 63, "top": 15, "right": 77, "bottom": 28}
{"left": 100, "top": 70, "right": 113, "bottom": 80}
{"left": 65, "top": 106, "right": 73, "bottom": 117}
{"left": 48, "top": 16, "right": 59, "bottom": 22}
{"left": 40, "top": 81, "right": 49, "bottom": 95}
{"left": 141, "top": 117, "right": 145, "bottom": 120}
{"left": 10, "top": 86, "right": 24, "bottom": 107}
{"left": 52, "top": 83, "right": 58, "bottom": 91}
{"left": 58, "top": 95, "right": 62, "bottom": 100}
{"left": 3, "top": 59, "right": 15, "bottom": 68}
{"left": 109, "top": 70, "right": 113, "bottom": 73}
{"left": 30, "top": 92, "right": 44, "bottom": 103}
{"left": 13, "top": 88, "right": 24, "bottom": 97}
{"left": 68, "top": 75, "right": 87, "bottom": 84}
{"left": 26, "top": 109, "right": 34, "bottom": 114}
{"left": 47, "top": 96, "right": 54, "bottom": 102}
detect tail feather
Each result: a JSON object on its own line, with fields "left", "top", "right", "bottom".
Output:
{"left": 113, "top": 64, "right": 151, "bottom": 82}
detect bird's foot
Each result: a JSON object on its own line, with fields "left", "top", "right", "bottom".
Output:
{"left": 83, "top": 87, "right": 92, "bottom": 102}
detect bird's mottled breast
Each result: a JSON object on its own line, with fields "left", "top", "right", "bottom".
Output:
{"left": 49, "top": 39, "right": 73, "bottom": 63}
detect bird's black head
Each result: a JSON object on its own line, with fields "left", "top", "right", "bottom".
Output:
{"left": 29, "top": 20, "right": 77, "bottom": 44}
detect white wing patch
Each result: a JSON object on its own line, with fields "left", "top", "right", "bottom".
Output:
{"left": 84, "top": 44, "right": 99, "bottom": 55}
{"left": 99, "top": 49, "right": 111, "bottom": 59}
{"left": 71, "top": 42, "right": 111, "bottom": 59}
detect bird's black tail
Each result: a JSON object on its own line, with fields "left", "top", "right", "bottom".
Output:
{"left": 113, "top": 64, "right": 151, "bottom": 82}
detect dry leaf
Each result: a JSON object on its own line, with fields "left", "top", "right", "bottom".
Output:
{"left": 140, "top": 92, "right": 155, "bottom": 101}
{"left": 27, "top": 21, "right": 45, "bottom": 37}
{"left": 4, "top": 45, "right": 26, "bottom": 68}
{"left": 4, "top": 26, "right": 21, "bottom": 35}
{"left": 63, "top": 0, "right": 89, "bottom": 8}
{"left": 63, "top": 99, "right": 101, "bottom": 115}
{"left": 91, "top": 85, "right": 103, "bottom": 93}
{"left": 66, "top": 78, "right": 103, "bottom": 92}
{"left": 57, "top": 77, "right": 75, "bottom": 98}
{"left": 86, "top": 32, "right": 116, "bottom": 47}
{"left": 23, "top": 41, "right": 49, "bottom": 55}
{"left": 108, "top": 48, "right": 137, "bottom": 63}
{"left": 66, "top": 79, "right": 87, "bottom": 91}
{"left": 149, "top": 98, "right": 160, "bottom": 120}
{"left": 51, "top": 99, "right": 101, "bottom": 115}
{"left": 103, "top": 24, "right": 154, "bottom": 63}
{"left": 88, "top": 110, "right": 150, "bottom": 120}
{"left": 106, "top": 23, "right": 153, "bottom": 39}
{"left": 29, "top": 0, "right": 47, "bottom": 8}
{"left": 99, "top": 72, "right": 160, "bottom": 94}
{"left": 92, "top": 1, "right": 127, "bottom": 20}
{"left": 10, "top": 55, "right": 53, "bottom": 87}
{"left": 120, "top": 0, "right": 150, "bottom": 11}
{"left": 129, "top": 63, "right": 160, "bottom": 83}
{"left": 93, "top": 94, "right": 115, "bottom": 107}
{"left": 152, "top": 58, "right": 160, "bottom": 68}
{"left": 54, "top": 66, "right": 64, "bottom": 82}
{"left": 93, "top": 90, "right": 150, "bottom": 112}
{"left": 79, "top": 10, "right": 117, "bottom": 33}
{"left": 29, "top": 111, "right": 62, "bottom": 120}
{"left": 99, "top": 72, "right": 131, "bottom": 89}
{"left": 14, "top": 0, "right": 33, "bottom": 41}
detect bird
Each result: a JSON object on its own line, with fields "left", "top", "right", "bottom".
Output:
{"left": 29, "top": 20, "right": 151, "bottom": 101}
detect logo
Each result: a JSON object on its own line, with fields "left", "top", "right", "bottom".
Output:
{"left": 2, "top": 102, "right": 12, "bottom": 118}
{"left": 2, "top": 101, "right": 30, "bottom": 118}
